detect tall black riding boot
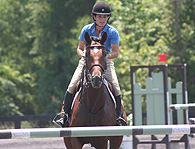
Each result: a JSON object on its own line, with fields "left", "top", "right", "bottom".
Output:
{"left": 53, "top": 91, "right": 73, "bottom": 127}
{"left": 62, "top": 91, "right": 73, "bottom": 126}
{"left": 115, "top": 95, "right": 122, "bottom": 126}
{"left": 63, "top": 91, "right": 73, "bottom": 114}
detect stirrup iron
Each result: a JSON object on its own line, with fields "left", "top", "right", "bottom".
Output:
{"left": 53, "top": 112, "right": 68, "bottom": 127}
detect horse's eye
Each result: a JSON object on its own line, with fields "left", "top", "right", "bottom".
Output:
{"left": 103, "top": 51, "right": 107, "bottom": 57}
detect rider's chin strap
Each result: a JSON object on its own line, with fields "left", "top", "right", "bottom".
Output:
{"left": 95, "top": 22, "right": 104, "bottom": 28}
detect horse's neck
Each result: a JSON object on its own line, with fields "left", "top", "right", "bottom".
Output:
{"left": 86, "top": 85, "right": 104, "bottom": 97}
{"left": 83, "top": 84, "right": 105, "bottom": 113}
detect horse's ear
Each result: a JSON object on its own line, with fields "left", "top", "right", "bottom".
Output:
{"left": 84, "top": 32, "right": 91, "bottom": 45}
{"left": 100, "top": 32, "right": 107, "bottom": 44}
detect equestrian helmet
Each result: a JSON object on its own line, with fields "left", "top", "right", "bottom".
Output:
{"left": 92, "top": 2, "right": 111, "bottom": 15}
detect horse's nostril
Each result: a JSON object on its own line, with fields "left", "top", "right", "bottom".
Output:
{"left": 92, "top": 76, "right": 101, "bottom": 81}
{"left": 91, "top": 76, "right": 103, "bottom": 88}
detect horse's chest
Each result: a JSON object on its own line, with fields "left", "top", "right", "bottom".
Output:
{"left": 70, "top": 87, "right": 116, "bottom": 126}
{"left": 71, "top": 101, "right": 115, "bottom": 126}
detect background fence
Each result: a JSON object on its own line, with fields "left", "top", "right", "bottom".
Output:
{"left": 1, "top": 112, "right": 195, "bottom": 129}
{"left": 0, "top": 114, "right": 56, "bottom": 129}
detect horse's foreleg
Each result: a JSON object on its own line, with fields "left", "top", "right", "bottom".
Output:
{"left": 95, "top": 138, "right": 108, "bottom": 149}
{"left": 70, "top": 137, "right": 83, "bottom": 149}
{"left": 109, "top": 136, "right": 123, "bottom": 149}
{"left": 64, "top": 137, "right": 72, "bottom": 149}
{"left": 100, "top": 141, "right": 108, "bottom": 149}
{"left": 64, "top": 137, "right": 82, "bottom": 149}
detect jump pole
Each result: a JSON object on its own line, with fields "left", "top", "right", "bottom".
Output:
{"left": 169, "top": 103, "right": 195, "bottom": 110}
{"left": 0, "top": 125, "right": 195, "bottom": 139}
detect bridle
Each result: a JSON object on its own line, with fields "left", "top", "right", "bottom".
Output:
{"left": 79, "top": 44, "right": 107, "bottom": 125}
{"left": 85, "top": 44, "right": 107, "bottom": 85}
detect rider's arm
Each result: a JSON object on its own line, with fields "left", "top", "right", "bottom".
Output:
{"left": 107, "top": 44, "right": 119, "bottom": 59}
{"left": 77, "top": 40, "right": 85, "bottom": 58}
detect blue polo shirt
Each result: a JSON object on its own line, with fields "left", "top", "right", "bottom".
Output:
{"left": 79, "top": 23, "right": 119, "bottom": 54}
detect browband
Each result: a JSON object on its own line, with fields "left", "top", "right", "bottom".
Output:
{"left": 86, "top": 45, "right": 105, "bottom": 49}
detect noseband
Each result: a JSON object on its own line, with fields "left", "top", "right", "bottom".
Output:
{"left": 85, "top": 45, "right": 107, "bottom": 85}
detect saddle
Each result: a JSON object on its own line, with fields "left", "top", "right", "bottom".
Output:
{"left": 71, "top": 79, "right": 127, "bottom": 126}
{"left": 53, "top": 79, "right": 127, "bottom": 127}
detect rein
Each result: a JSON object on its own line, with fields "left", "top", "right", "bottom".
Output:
{"left": 79, "top": 69, "right": 106, "bottom": 125}
{"left": 88, "top": 63, "right": 105, "bottom": 72}
{"left": 80, "top": 83, "right": 107, "bottom": 126}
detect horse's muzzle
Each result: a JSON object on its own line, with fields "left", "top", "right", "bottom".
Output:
{"left": 91, "top": 76, "right": 103, "bottom": 88}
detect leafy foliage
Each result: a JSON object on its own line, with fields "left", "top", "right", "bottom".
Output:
{"left": 0, "top": 0, "right": 194, "bottom": 115}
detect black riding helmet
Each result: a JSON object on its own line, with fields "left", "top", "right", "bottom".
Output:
{"left": 92, "top": 2, "right": 111, "bottom": 22}
{"left": 92, "top": 2, "right": 111, "bottom": 15}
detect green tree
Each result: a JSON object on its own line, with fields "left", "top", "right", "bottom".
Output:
{"left": 26, "top": 0, "right": 96, "bottom": 114}
{"left": 0, "top": 0, "right": 96, "bottom": 115}
{"left": 0, "top": 0, "right": 194, "bottom": 116}
{"left": 0, "top": 0, "right": 35, "bottom": 115}
{"left": 101, "top": 0, "right": 177, "bottom": 111}
{"left": 168, "top": 0, "right": 195, "bottom": 103}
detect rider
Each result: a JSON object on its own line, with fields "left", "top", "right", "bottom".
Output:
{"left": 60, "top": 2, "right": 123, "bottom": 126}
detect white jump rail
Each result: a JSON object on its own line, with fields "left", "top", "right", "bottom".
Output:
{"left": 169, "top": 103, "right": 195, "bottom": 110}
{"left": 189, "top": 118, "right": 195, "bottom": 124}
{"left": 0, "top": 125, "right": 195, "bottom": 139}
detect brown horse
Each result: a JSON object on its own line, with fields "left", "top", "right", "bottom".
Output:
{"left": 64, "top": 32, "right": 127, "bottom": 149}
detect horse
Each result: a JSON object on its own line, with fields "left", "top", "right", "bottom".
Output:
{"left": 64, "top": 32, "right": 127, "bottom": 149}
